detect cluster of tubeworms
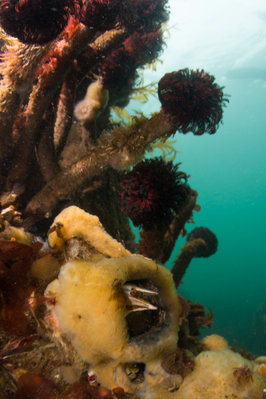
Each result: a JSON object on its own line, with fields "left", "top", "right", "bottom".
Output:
{"left": 0, "top": 0, "right": 168, "bottom": 45}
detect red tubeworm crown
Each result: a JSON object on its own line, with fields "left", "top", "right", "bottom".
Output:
{"left": 120, "top": 0, "right": 169, "bottom": 32}
{"left": 158, "top": 69, "right": 229, "bottom": 135}
{"left": 123, "top": 30, "right": 164, "bottom": 66}
{"left": 79, "top": 0, "right": 121, "bottom": 30}
{"left": 120, "top": 157, "right": 190, "bottom": 228}
{"left": 0, "top": 0, "right": 72, "bottom": 44}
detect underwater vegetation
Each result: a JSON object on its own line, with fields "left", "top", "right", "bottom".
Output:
{"left": 0, "top": 0, "right": 265, "bottom": 398}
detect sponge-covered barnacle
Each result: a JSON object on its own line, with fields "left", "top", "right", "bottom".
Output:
{"left": 45, "top": 255, "right": 180, "bottom": 365}
{"left": 48, "top": 205, "right": 130, "bottom": 259}
{"left": 45, "top": 206, "right": 180, "bottom": 365}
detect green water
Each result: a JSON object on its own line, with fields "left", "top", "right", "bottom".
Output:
{"left": 129, "top": 0, "right": 266, "bottom": 355}
{"left": 171, "top": 78, "right": 266, "bottom": 355}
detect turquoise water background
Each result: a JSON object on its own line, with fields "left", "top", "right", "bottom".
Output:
{"left": 169, "top": 78, "right": 266, "bottom": 356}
{"left": 128, "top": 0, "right": 266, "bottom": 355}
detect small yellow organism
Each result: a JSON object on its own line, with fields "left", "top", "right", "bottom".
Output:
{"left": 74, "top": 79, "right": 109, "bottom": 124}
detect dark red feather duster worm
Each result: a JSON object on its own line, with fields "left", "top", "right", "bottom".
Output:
{"left": 158, "top": 68, "right": 229, "bottom": 135}
{"left": 0, "top": 0, "right": 72, "bottom": 44}
{"left": 119, "top": 157, "right": 190, "bottom": 229}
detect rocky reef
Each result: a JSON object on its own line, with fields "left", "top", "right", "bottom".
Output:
{"left": 0, "top": 0, "right": 265, "bottom": 398}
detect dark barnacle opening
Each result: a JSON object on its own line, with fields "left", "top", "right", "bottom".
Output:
{"left": 123, "top": 362, "right": 146, "bottom": 384}
{"left": 125, "top": 279, "right": 167, "bottom": 339}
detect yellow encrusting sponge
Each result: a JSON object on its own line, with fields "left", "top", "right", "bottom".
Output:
{"left": 45, "top": 254, "right": 180, "bottom": 364}
{"left": 48, "top": 205, "right": 131, "bottom": 258}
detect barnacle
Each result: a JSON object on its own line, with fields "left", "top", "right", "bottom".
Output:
{"left": 45, "top": 249, "right": 180, "bottom": 365}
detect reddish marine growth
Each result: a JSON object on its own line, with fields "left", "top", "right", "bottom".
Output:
{"left": 101, "top": 30, "right": 164, "bottom": 91}
{"left": 14, "top": 373, "right": 128, "bottom": 399}
{"left": 0, "top": 0, "right": 71, "bottom": 44}
{"left": 120, "top": 157, "right": 190, "bottom": 228}
{"left": 120, "top": 0, "right": 169, "bottom": 32}
{"left": 80, "top": 0, "right": 120, "bottom": 31}
{"left": 123, "top": 30, "right": 163, "bottom": 66}
{"left": 101, "top": 46, "right": 137, "bottom": 91}
{"left": 158, "top": 68, "right": 229, "bottom": 135}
